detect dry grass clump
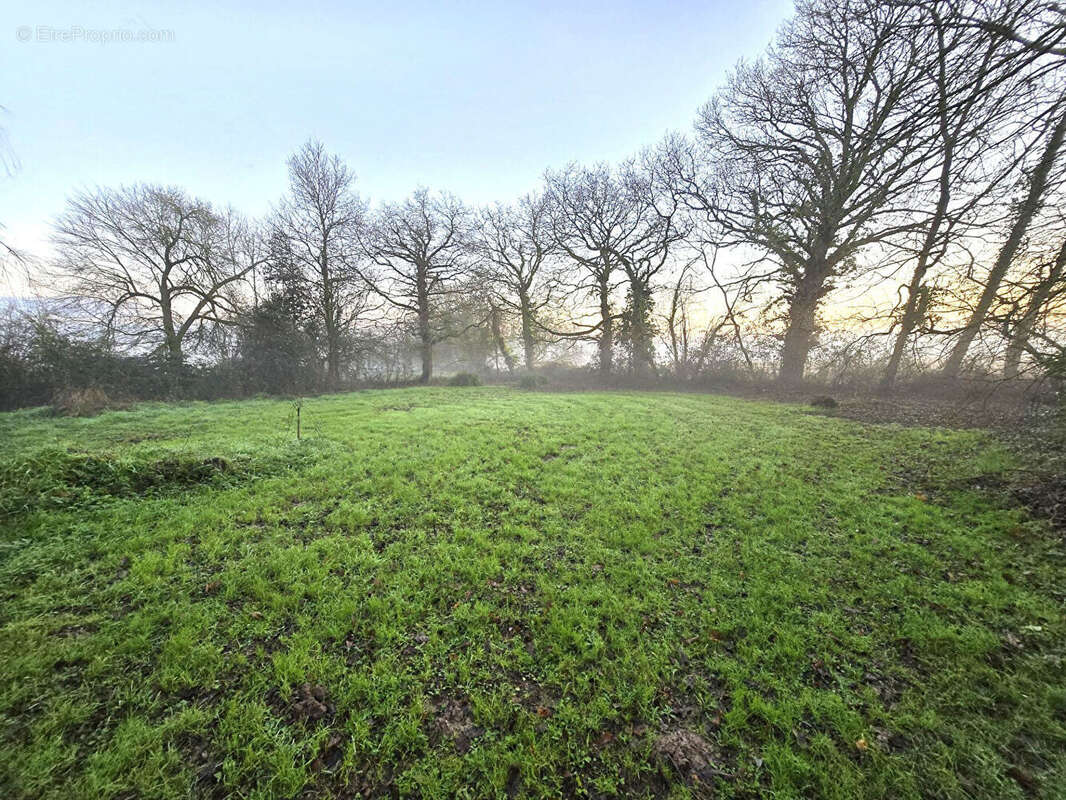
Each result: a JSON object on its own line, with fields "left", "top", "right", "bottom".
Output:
{"left": 52, "top": 387, "right": 128, "bottom": 417}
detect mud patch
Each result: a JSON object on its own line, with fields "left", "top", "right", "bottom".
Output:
{"left": 175, "top": 733, "right": 226, "bottom": 800}
{"left": 652, "top": 728, "right": 727, "bottom": 785}
{"left": 52, "top": 622, "right": 100, "bottom": 638}
{"left": 309, "top": 731, "right": 346, "bottom": 774}
{"left": 429, "top": 696, "right": 483, "bottom": 753}
{"left": 291, "top": 683, "right": 333, "bottom": 722}
{"left": 1013, "top": 472, "right": 1066, "bottom": 531}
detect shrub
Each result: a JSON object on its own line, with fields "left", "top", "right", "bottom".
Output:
{"left": 52, "top": 387, "right": 125, "bottom": 417}
{"left": 448, "top": 372, "right": 482, "bottom": 387}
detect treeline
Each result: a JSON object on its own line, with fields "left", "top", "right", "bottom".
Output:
{"left": 2, "top": 0, "right": 1065, "bottom": 411}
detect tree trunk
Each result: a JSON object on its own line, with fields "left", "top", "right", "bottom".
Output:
{"left": 159, "top": 288, "right": 183, "bottom": 365}
{"left": 597, "top": 274, "right": 613, "bottom": 375}
{"left": 628, "top": 278, "right": 655, "bottom": 376}
{"left": 778, "top": 272, "right": 825, "bottom": 384}
{"left": 666, "top": 273, "right": 686, "bottom": 379}
{"left": 490, "top": 305, "right": 515, "bottom": 374}
{"left": 1003, "top": 240, "right": 1066, "bottom": 379}
{"left": 419, "top": 335, "right": 433, "bottom": 383}
{"left": 519, "top": 291, "right": 536, "bottom": 371}
{"left": 882, "top": 135, "right": 955, "bottom": 391}
{"left": 416, "top": 273, "right": 433, "bottom": 383}
{"left": 325, "top": 327, "right": 340, "bottom": 386}
{"left": 943, "top": 104, "right": 1066, "bottom": 377}
{"left": 882, "top": 282, "right": 931, "bottom": 392}
{"left": 417, "top": 310, "right": 433, "bottom": 383}
{"left": 320, "top": 249, "right": 340, "bottom": 387}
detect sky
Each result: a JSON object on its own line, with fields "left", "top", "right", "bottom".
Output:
{"left": 2, "top": 0, "right": 794, "bottom": 286}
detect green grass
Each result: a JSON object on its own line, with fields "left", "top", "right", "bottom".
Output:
{"left": 0, "top": 388, "right": 1063, "bottom": 799}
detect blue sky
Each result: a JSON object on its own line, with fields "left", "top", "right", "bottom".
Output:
{"left": 2, "top": 0, "right": 793, "bottom": 264}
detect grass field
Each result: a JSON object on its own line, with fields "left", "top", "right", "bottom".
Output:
{"left": 0, "top": 388, "right": 1063, "bottom": 799}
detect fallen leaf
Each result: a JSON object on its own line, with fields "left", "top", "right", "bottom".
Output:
{"left": 855, "top": 737, "right": 868, "bottom": 752}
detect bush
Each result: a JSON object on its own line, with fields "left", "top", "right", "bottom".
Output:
{"left": 809, "top": 395, "right": 839, "bottom": 409}
{"left": 448, "top": 372, "right": 482, "bottom": 387}
{"left": 518, "top": 374, "right": 547, "bottom": 390}
{"left": 52, "top": 387, "right": 126, "bottom": 417}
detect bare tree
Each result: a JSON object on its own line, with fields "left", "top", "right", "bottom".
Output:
{"left": 679, "top": 0, "right": 940, "bottom": 383}
{"left": 999, "top": 236, "right": 1066, "bottom": 378}
{"left": 660, "top": 258, "right": 720, "bottom": 379}
{"left": 614, "top": 158, "right": 688, "bottom": 376}
{"left": 940, "top": 104, "right": 1066, "bottom": 375}
{"left": 880, "top": 0, "right": 1042, "bottom": 389}
{"left": 939, "top": 6, "right": 1066, "bottom": 378}
{"left": 474, "top": 193, "right": 557, "bottom": 370}
{"left": 543, "top": 164, "right": 622, "bottom": 374}
{"left": 51, "top": 185, "right": 265, "bottom": 364}
{"left": 274, "top": 140, "right": 370, "bottom": 386}
{"left": 545, "top": 161, "right": 684, "bottom": 376}
{"left": 360, "top": 188, "right": 473, "bottom": 382}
